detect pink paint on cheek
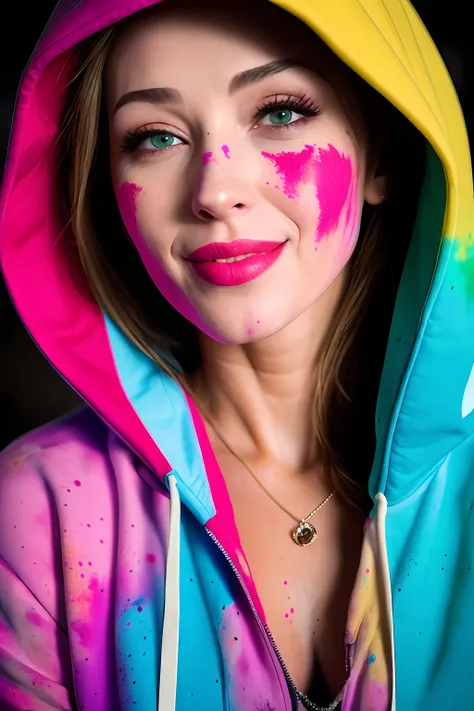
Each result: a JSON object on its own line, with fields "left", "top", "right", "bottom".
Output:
{"left": 221, "top": 144, "right": 231, "bottom": 159}
{"left": 202, "top": 151, "right": 214, "bottom": 166}
{"left": 261, "top": 144, "right": 315, "bottom": 199}
{"left": 314, "top": 144, "right": 352, "bottom": 242}
{"left": 117, "top": 182, "right": 223, "bottom": 342}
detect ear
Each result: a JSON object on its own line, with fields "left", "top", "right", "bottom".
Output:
{"left": 364, "top": 172, "right": 389, "bottom": 206}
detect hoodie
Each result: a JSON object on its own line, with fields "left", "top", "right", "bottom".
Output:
{"left": 0, "top": 1, "right": 473, "bottom": 710}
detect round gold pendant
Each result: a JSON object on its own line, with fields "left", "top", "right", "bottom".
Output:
{"left": 292, "top": 521, "right": 317, "bottom": 546}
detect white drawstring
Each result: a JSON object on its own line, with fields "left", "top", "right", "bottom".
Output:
{"left": 158, "top": 474, "right": 181, "bottom": 711}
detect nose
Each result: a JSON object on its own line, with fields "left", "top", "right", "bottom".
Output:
{"left": 191, "top": 147, "right": 257, "bottom": 222}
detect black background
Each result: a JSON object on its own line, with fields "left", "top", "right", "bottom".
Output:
{"left": 1, "top": 1, "right": 471, "bottom": 450}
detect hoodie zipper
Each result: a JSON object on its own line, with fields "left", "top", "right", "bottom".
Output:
{"left": 205, "top": 528, "right": 296, "bottom": 709}
{"left": 206, "top": 528, "right": 349, "bottom": 711}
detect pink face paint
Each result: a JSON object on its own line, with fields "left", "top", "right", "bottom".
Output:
{"left": 263, "top": 143, "right": 356, "bottom": 247}
{"left": 261, "top": 144, "right": 315, "bottom": 199}
{"left": 202, "top": 151, "right": 213, "bottom": 166}
{"left": 117, "top": 182, "right": 223, "bottom": 342}
{"left": 314, "top": 144, "right": 352, "bottom": 242}
{"left": 221, "top": 144, "right": 231, "bottom": 159}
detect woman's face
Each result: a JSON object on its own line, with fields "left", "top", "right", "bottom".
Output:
{"left": 107, "top": 0, "right": 385, "bottom": 343}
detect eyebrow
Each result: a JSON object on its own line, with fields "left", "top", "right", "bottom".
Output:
{"left": 113, "top": 58, "right": 310, "bottom": 114}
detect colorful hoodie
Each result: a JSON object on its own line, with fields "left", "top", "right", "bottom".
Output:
{"left": 0, "top": 1, "right": 473, "bottom": 710}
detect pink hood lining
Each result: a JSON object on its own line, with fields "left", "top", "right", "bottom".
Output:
{"left": 0, "top": 0, "right": 266, "bottom": 621}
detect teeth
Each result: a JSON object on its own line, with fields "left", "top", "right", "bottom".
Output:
{"left": 213, "top": 253, "right": 262, "bottom": 263}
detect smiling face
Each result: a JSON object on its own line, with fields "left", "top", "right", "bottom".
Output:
{"left": 107, "top": 0, "right": 386, "bottom": 344}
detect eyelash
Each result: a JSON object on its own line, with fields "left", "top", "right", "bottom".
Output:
{"left": 119, "top": 94, "right": 322, "bottom": 153}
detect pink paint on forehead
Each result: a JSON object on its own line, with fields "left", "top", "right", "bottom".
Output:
{"left": 261, "top": 144, "right": 315, "bottom": 199}
{"left": 202, "top": 151, "right": 214, "bottom": 166}
{"left": 221, "top": 145, "right": 231, "bottom": 159}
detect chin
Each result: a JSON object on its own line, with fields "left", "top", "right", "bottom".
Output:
{"left": 198, "top": 311, "right": 290, "bottom": 345}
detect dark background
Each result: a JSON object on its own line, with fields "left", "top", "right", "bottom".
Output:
{"left": 1, "top": 1, "right": 472, "bottom": 450}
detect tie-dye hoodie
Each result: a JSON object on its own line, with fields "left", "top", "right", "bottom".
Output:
{"left": 0, "top": 1, "right": 473, "bottom": 710}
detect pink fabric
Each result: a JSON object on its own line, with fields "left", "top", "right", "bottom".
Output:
{"left": 185, "top": 393, "right": 266, "bottom": 622}
{"left": 0, "top": 3, "right": 176, "bottom": 487}
{"left": 0, "top": 0, "right": 265, "bottom": 623}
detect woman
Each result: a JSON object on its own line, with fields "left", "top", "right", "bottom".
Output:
{"left": 0, "top": 0, "right": 472, "bottom": 709}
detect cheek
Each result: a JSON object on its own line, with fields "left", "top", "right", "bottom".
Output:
{"left": 115, "top": 182, "right": 223, "bottom": 341}
{"left": 314, "top": 144, "right": 354, "bottom": 243}
{"left": 262, "top": 143, "right": 361, "bottom": 257}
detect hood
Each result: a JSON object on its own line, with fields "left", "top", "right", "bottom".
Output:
{"left": 1, "top": 0, "right": 473, "bottom": 522}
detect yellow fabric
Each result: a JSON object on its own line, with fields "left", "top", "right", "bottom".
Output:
{"left": 270, "top": 0, "right": 473, "bottom": 257}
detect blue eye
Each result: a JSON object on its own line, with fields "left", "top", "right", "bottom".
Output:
{"left": 120, "top": 130, "right": 183, "bottom": 153}
{"left": 144, "top": 133, "right": 182, "bottom": 150}
{"left": 261, "top": 108, "right": 302, "bottom": 126}
{"left": 256, "top": 95, "right": 322, "bottom": 129}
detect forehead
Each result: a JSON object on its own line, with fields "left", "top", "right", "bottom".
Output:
{"left": 105, "top": 0, "right": 367, "bottom": 144}
{"left": 106, "top": 1, "right": 337, "bottom": 92}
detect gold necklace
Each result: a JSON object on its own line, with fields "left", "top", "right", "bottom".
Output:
{"left": 206, "top": 417, "right": 335, "bottom": 547}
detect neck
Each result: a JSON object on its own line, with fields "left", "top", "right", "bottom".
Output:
{"left": 189, "top": 275, "right": 344, "bottom": 474}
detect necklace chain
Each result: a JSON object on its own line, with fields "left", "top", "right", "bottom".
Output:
{"left": 204, "top": 414, "right": 335, "bottom": 528}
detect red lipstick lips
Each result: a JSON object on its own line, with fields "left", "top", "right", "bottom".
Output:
{"left": 185, "top": 239, "right": 286, "bottom": 286}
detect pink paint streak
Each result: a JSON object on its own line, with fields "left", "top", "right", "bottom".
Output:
{"left": 315, "top": 144, "right": 352, "bottom": 241}
{"left": 202, "top": 151, "right": 213, "bottom": 165}
{"left": 221, "top": 144, "right": 231, "bottom": 159}
{"left": 117, "top": 182, "right": 219, "bottom": 341}
{"left": 262, "top": 143, "right": 354, "bottom": 244}
{"left": 25, "top": 611, "right": 45, "bottom": 628}
{"left": 261, "top": 144, "right": 314, "bottom": 199}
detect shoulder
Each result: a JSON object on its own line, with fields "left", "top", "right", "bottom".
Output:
{"left": 0, "top": 406, "right": 116, "bottom": 521}
{"left": 0, "top": 406, "right": 110, "bottom": 478}
{"left": 0, "top": 408, "right": 113, "bottom": 583}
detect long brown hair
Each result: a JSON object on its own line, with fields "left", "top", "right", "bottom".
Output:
{"left": 59, "top": 22, "right": 425, "bottom": 511}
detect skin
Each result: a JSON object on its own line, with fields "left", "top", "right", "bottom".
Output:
{"left": 107, "top": 0, "right": 388, "bottom": 697}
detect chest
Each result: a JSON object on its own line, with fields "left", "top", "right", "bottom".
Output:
{"left": 215, "top": 450, "right": 364, "bottom": 699}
